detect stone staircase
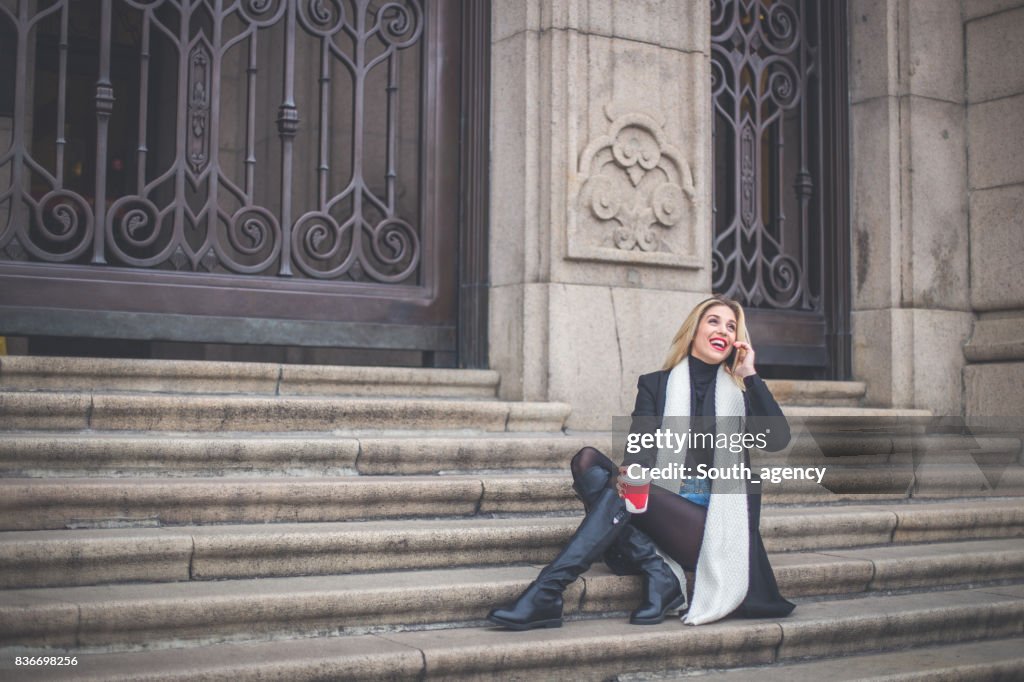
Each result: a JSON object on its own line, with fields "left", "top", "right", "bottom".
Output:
{"left": 0, "top": 356, "right": 1022, "bottom": 681}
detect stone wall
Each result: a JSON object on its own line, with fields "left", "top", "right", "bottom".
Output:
{"left": 848, "top": 0, "right": 974, "bottom": 415}
{"left": 488, "top": 0, "right": 1023, "bottom": 425}
{"left": 962, "top": 0, "right": 1024, "bottom": 418}
{"left": 489, "top": 1, "right": 713, "bottom": 429}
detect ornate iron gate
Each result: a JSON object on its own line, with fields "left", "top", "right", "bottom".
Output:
{"left": 0, "top": 0, "right": 486, "bottom": 361}
{"left": 710, "top": 0, "right": 849, "bottom": 378}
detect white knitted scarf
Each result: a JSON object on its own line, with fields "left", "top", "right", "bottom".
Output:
{"left": 654, "top": 358, "right": 749, "bottom": 625}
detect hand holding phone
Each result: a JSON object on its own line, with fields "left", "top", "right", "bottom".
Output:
{"left": 732, "top": 341, "right": 756, "bottom": 378}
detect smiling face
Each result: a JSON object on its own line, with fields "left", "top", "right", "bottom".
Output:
{"left": 689, "top": 304, "right": 738, "bottom": 365}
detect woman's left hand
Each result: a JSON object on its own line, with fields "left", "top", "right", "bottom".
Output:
{"left": 733, "top": 341, "right": 756, "bottom": 378}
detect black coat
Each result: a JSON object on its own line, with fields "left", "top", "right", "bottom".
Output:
{"left": 626, "top": 368, "right": 796, "bottom": 619}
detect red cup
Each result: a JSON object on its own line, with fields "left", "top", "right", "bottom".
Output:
{"left": 621, "top": 475, "right": 651, "bottom": 514}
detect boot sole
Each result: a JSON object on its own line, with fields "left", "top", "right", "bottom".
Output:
{"left": 486, "top": 614, "right": 563, "bottom": 630}
{"left": 629, "top": 593, "right": 688, "bottom": 625}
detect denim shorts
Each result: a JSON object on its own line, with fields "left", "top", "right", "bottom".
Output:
{"left": 678, "top": 477, "right": 711, "bottom": 507}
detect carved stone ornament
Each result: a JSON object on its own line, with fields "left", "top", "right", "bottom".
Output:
{"left": 569, "top": 108, "right": 699, "bottom": 267}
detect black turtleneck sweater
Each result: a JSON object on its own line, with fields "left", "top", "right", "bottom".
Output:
{"left": 688, "top": 354, "right": 719, "bottom": 416}
{"left": 684, "top": 354, "right": 787, "bottom": 468}
{"left": 686, "top": 355, "right": 719, "bottom": 470}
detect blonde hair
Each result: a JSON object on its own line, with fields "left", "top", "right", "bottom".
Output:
{"left": 662, "top": 294, "right": 750, "bottom": 390}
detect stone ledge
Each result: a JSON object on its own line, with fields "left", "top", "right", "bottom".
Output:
{"left": 778, "top": 432, "right": 1021, "bottom": 464}
{"left": 0, "top": 476, "right": 489, "bottom": 530}
{"left": 280, "top": 365, "right": 500, "bottom": 398}
{"left": 964, "top": 313, "right": 1024, "bottom": 362}
{"left": 0, "top": 392, "right": 90, "bottom": 430}
{"left": 0, "top": 356, "right": 501, "bottom": 398}
{"left": 0, "top": 433, "right": 363, "bottom": 477}
{"left": 3, "top": 586, "right": 1023, "bottom": 679}
{"left": 0, "top": 628, "right": 424, "bottom": 681}
{"left": 635, "top": 636, "right": 1024, "bottom": 681}
{"left": 776, "top": 586, "right": 1024, "bottom": 661}
{"left": 826, "top": 538, "right": 1024, "bottom": 591}
{"left": 0, "top": 432, "right": 607, "bottom": 477}
{"left": 3, "top": 470, "right": 1024, "bottom": 531}
{"left": 2, "top": 502, "right": 1022, "bottom": 588}
{"left": 781, "top": 407, "right": 933, "bottom": 420}
{"left": 0, "top": 566, "right": 586, "bottom": 649}
{"left": 0, "top": 392, "right": 571, "bottom": 434}
{"left": 3, "top": 431, "right": 1019, "bottom": 478}
{"left": 765, "top": 380, "right": 866, "bottom": 407}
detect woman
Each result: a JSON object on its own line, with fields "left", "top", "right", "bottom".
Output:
{"left": 487, "top": 295, "right": 794, "bottom": 630}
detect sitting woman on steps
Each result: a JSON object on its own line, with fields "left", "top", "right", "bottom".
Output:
{"left": 487, "top": 294, "right": 795, "bottom": 629}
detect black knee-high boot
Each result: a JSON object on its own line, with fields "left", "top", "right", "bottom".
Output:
{"left": 573, "top": 466, "right": 685, "bottom": 625}
{"left": 486, "top": 486, "right": 630, "bottom": 630}
{"left": 615, "top": 525, "right": 687, "bottom": 624}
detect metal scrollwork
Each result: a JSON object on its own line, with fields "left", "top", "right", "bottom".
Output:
{"left": 298, "top": 0, "right": 346, "bottom": 37}
{"left": 366, "top": 218, "right": 420, "bottom": 283}
{"left": 763, "top": 57, "right": 801, "bottom": 111}
{"left": 769, "top": 254, "right": 801, "bottom": 300}
{"left": 763, "top": 3, "right": 800, "bottom": 53}
{"left": 24, "top": 191, "right": 94, "bottom": 261}
{"left": 238, "top": 0, "right": 287, "bottom": 26}
{"left": 105, "top": 196, "right": 172, "bottom": 267}
{"left": 215, "top": 206, "right": 282, "bottom": 274}
{"left": 291, "top": 211, "right": 357, "bottom": 279}
{"left": 712, "top": 0, "right": 819, "bottom": 311}
{"left": 373, "top": 2, "right": 423, "bottom": 49}
{"left": 710, "top": 0, "right": 729, "bottom": 26}
{"left": 1, "top": 0, "right": 427, "bottom": 286}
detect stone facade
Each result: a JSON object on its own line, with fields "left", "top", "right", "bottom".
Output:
{"left": 848, "top": 0, "right": 974, "bottom": 416}
{"left": 489, "top": 1, "right": 712, "bottom": 429}
{"left": 963, "top": 0, "right": 1024, "bottom": 419}
{"left": 4, "top": 1, "right": 1018, "bottom": 426}
{"left": 489, "top": 0, "right": 1024, "bottom": 426}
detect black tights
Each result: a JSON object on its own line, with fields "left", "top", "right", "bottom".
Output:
{"left": 570, "top": 447, "right": 707, "bottom": 571}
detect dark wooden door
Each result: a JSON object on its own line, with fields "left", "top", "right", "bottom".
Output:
{"left": 0, "top": 0, "right": 484, "bottom": 360}
{"left": 710, "top": 0, "right": 850, "bottom": 379}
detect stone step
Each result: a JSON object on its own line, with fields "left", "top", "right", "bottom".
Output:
{"left": 3, "top": 540, "right": 1023, "bottom": 649}
{"left": 0, "top": 389, "right": 930, "bottom": 436}
{"left": 784, "top": 462, "right": 1024, "bottom": 499}
{"left": 4, "top": 471, "right": 1024, "bottom": 532}
{"left": 779, "top": 406, "right": 933, "bottom": 421}
{"left": 0, "top": 432, "right": 610, "bottom": 477}
{"left": 0, "top": 356, "right": 866, "bottom": 407}
{"left": 0, "top": 356, "right": 501, "bottom": 398}
{"left": 619, "top": 636, "right": 1024, "bottom": 681}
{"left": 757, "top": 380, "right": 866, "bottom": 407}
{"left": 0, "top": 392, "right": 570, "bottom": 433}
{"left": 770, "top": 537, "right": 1024, "bottom": 594}
{"left": 2, "top": 500, "right": 1022, "bottom": 588}
{"left": 781, "top": 431, "right": 1021, "bottom": 463}
{"left": 2, "top": 430, "right": 1018, "bottom": 478}
{"left": 0, "top": 474, "right": 581, "bottom": 530}
{"left": 1, "top": 585, "right": 1022, "bottom": 679}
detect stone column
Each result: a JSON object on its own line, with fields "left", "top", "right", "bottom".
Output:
{"left": 489, "top": 1, "right": 713, "bottom": 430}
{"left": 962, "top": 0, "right": 1024, "bottom": 419}
{"left": 848, "top": 0, "right": 973, "bottom": 415}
